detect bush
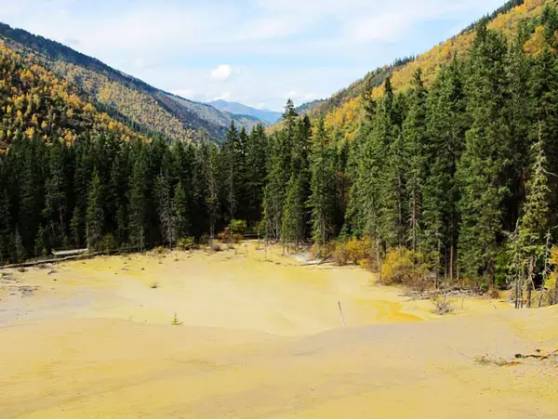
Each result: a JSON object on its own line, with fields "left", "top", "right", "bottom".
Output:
{"left": 177, "top": 236, "right": 197, "bottom": 250}
{"left": 153, "top": 246, "right": 166, "bottom": 254}
{"left": 99, "top": 234, "right": 117, "bottom": 253}
{"left": 228, "top": 219, "right": 247, "bottom": 235}
{"left": 380, "top": 247, "right": 430, "bottom": 289}
{"left": 217, "top": 227, "right": 242, "bottom": 243}
{"left": 431, "top": 294, "right": 454, "bottom": 315}
{"left": 333, "top": 237, "right": 377, "bottom": 268}
{"left": 310, "top": 242, "right": 335, "bottom": 260}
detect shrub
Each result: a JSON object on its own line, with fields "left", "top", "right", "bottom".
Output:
{"left": 153, "top": 246, "right": 166, "bottom": 254}
{"left": 99, "top": 234, "right": 117, "bottom": 253}
{"left": 310, "top": 242, "right": 335, "bottom": 260}
{"left": 431, "top": 294, "right": 454, "bottom": 315}
{"left": 333, "top": 236, "right": 377, "bottom": 268}
{"left": 217, "top": 227, "right": 242, "bottom": 243}
{"left": 380, "top": 247, "right": 430, "bottom": 289}
{"left": 228, "top": 219, "right": 247, "bottom": 235}
{"left": 177, "top": 236, "right": 197, "bottom": 250}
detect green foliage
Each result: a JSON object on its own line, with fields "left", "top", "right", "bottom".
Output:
{"left": 228, "top": 219, "right": 247, "bottom": 235}
{"left": 177, "top": 236, "right": 197, "bottom": 251}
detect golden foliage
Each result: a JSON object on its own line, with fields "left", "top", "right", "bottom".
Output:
{"left": 380, "top": 248, "right": 430, "bottom": 289}
{"left": 323, "top": 0, "right": 556, "bottom": 143}
{"left": 333, "top": 236, "right": 377, "bottom": 269}
{"left": 0, "top": 40, "right": 145, "bottom": 147}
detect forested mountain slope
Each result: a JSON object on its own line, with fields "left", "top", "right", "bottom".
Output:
{"left": 0, "top": 42, "right": 144, "bottom": 149}
{"left": 303, "top": 0, "right": 555, "bottom": 141}
{"left": 0, "top": 22, "right": 261, "bottom": 142}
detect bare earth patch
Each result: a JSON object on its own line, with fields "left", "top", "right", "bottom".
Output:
{"left": 0, "top": 241, "right": 557, "bottom": 418}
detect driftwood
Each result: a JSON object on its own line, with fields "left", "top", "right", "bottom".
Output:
{"left": 0, "top": 245, "right": 145, "bottom": 269}
{"left": 514, "top": 349, "right": 558, "bottom": 360}
{"left": 51, "top": 248, "right": 88, "bottom": 257}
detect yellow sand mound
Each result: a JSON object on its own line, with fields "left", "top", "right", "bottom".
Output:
{"left": 0, "top": 241, "right": 556, "bottom": 418}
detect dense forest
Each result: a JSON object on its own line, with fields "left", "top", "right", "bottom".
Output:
{"left": 2, "top": 3, "right": 558, "bottom": 307}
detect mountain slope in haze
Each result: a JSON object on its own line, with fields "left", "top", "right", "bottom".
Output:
{"left": 301, "top": 0, "right": 553, "bottom": 141}
{"left": 0, "top": 23, "right": 257, "bottom": 142}
{"left": 209, "top": 100, "right": 282, "bottom": 124}
{"left": 0, "top": 41, "right": 144, "bottom": 149}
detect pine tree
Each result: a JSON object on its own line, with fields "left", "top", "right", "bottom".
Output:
{"left": 308, "top": 118, "right": 336, "bottom": 253}
{"left": 0, "top": 187, "right": 13, "bottom": 263}
{"left": 529, "top": 48, "right": 558, "bottom": 227}
{"left": 43, "top": 140, "right": 68, "bottom": 248}
{"left": 281, "top": 174, "right": 306, "bottom": 247}
{"left": 173, "top": 181, "right": 190, "bottom": 239}
{"left": 263, "top": 101, "right": 298, "bottom": 241}
{"left": 14, "top": 226, "right": 25, "bottom": 262}
{"left": 457, "top": 25, "right": 511, "bottom": 287}
{"left": 223, "top": 122, "right": 241, "bottom": 221}
{"left": 402, "top": 69, "right": 427, "bottom": 251}
{"left": 205, "top": 145, "right": 219, "bottom": 240}
{"left": 244, "top": 124, "right": 267, "bottom": 225}
{"left": 155, "top": 173, "right": 176, "bottom": 247}
{"left": 85, "top": 170, "right": 104, "bottom": 250}
{"left": 517, "top": 129, "right": 551, "bottom": 277}
{"left": 128, "top": 148, "right": 148, "bottom": 249}
{"left": 422, "top": 58, "right": 466, "bottom": 280}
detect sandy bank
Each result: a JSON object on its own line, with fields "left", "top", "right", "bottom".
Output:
{"left": 0, "top": 241, "right": 556, "bottom": 418}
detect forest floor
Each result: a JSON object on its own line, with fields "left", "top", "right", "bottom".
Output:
{"left": 0, "top": 240, "right": 557, "bottom": 418}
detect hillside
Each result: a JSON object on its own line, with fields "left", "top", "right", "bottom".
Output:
{"left": 209, "top": 100, "right": 282, "bottom": 124}
{"left": 301, "top": 0, "right": 555, "bottom": 141}
{"left": 0, "top": 41, "right": 144, "bottom": 149}
{"left": 0, "top": 22, "right": 261, "bottom": 142}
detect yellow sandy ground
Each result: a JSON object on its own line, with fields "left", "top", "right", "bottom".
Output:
{"left": 0, "top": 241, "right": 557, "bottom": 418}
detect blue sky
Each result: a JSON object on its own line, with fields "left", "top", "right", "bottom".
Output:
{"left": 0, "top": 0, "right": 505, "bottom": 111}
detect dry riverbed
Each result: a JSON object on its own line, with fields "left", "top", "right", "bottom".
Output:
{"left": 0, "top": 241, "right": 557, "bottom": 418}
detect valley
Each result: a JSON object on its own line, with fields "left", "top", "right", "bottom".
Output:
{"left": 1, "top": 1, "right": 558, "bottom": 418}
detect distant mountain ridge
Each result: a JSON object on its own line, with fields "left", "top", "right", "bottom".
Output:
{"left": 296, "top": 0, "right": 551, "bottom": 139}
{"left": 0, "top": 22, "right": 260, "bottom": 142}
{"left": 209, "top": 100, "right": 282, "bottom": 124}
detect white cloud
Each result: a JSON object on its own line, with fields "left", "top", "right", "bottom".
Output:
{"left": 210, "top": 64, "right": 233, "bottom": 81}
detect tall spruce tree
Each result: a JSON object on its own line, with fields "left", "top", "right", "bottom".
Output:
{"left": 457, "top": 25, "right": 511, "bottom": 287}
{"left": 402, "top": 69, "right": 427, "bottom": 252}
{"left": 85, "top": 170, "right": 104, "bottom": 250}
{"left": 308, "top": 118, "right": 336, "bottom": 252}
{"left": 422, "top": 58, "right": 466, "bottom": 279}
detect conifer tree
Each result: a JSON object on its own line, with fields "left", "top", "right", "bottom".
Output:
{"left": 173, "top": 181, "right": 190, "bottom": 239}
{"left": 128, "top": 149, "right": 148, "bottom": 249}
{"left": 517, "top": 129, "right": 551, "bottom": 274}
{"left": 457, "top": 25, "right": 511, "bottom": 287}
{"left": 244, "top": 124, "right": 267, "bottom": 225}
{"left": 308, "top": 118, "right": 336, "bottom": 252}
{"left": 43, "top": 140, "right": 68, "bottom": 248}
{"left": 402, "top": 69, "right": 427, "bottom": 251}
{"left": 85, "top": 170, "right": 104, "bottom": 250}
{"left": 0, "top": 188, "right": 13, "bottom": 263}
{"left": 155, "top": 173, "right": 176, "bottom": 247}
{"left": 422, "top": 58, "right": 466, "bottom": 279}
